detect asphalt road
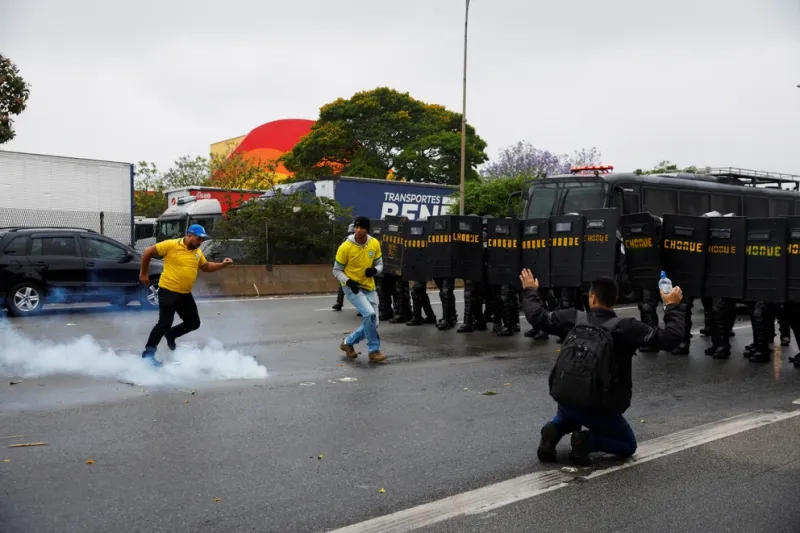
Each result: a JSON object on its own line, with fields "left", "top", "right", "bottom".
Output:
{"left": 1, "top": 291, "right": 799, "bottom": 533}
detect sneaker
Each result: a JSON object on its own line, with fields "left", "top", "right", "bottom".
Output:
{"left": 569, "top": 431, "right": 592, "bottom": 467}
{"left": 165, "top": 334, "right": 177, "bottom": 351}
{"left": 368, "top": 350, "right": 387, "bottom": 362}
{"left": 340, "top": 339, "right": 358, "bottom": 359}
{"left": 537, "top": 422, "right": 561, "bottom": 463}
{"left": 141, "top": 350, "right": 163, "bottom": 368}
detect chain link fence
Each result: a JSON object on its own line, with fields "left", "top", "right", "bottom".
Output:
{"left": 0, "top": 207, "right": 133, "bottom": 245}
{"left": 214, "top": 220, "right": 349, "bottom": 266}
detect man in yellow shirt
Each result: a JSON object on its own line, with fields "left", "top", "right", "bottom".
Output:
{"left": 138, "top": 224, "right": 233, "bottom": 367}
{"left": 333, "top": 216, "right": 386, "bottom": 362}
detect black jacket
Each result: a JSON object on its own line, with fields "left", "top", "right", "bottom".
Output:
{"left": 522, "top": 288, "right": 685, "bottom": 414}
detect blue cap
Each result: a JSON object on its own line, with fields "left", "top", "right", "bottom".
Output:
{"left": 187, "top": 224, "right": 209, "bottom": 238}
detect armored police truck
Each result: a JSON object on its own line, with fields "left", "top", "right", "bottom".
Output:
{"left": 514, "top": 165, "right": 800, "bottom": 220}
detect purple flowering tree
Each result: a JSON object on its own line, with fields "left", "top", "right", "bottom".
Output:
{"left": 481, "top": 141, "right": 603, "bottom": 179}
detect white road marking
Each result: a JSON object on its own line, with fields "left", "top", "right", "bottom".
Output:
{"left": 326, "top": 409, "right": 800, "bottom": 533}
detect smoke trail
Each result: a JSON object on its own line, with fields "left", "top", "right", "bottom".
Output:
{"left": 0, "top": 326, "right": 267, "bottom": 387}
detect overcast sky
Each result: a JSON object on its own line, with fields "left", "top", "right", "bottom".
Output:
{"left": 2, "top": 0, "right": 799, "bottom": 175}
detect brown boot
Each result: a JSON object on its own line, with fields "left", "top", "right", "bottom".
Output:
{"left": 340, "top": 339, "right": 358, "bottom": 358}
{"left": 368, "top": 350, "right": 387, "bottom": 362}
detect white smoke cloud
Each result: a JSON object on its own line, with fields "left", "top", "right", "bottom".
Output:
{"left": 0, "top": 326, "right": 267, "bottom": 387}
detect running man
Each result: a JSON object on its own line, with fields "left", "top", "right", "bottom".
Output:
{"left": 139, "top": 224, "right": 233, "bottom": 367}
{"left": 333, "top": 216, "right": 387, "bottom": 362}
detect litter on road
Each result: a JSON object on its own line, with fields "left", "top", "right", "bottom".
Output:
{"left": 7, "top": 442, "right": 48, "bottom": 448}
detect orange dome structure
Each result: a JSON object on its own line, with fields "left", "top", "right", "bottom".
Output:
{"left": 210, "top": 119, "right": 316, "bottom": 183}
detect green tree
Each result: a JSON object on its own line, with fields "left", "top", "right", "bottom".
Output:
{"left": 217, "top": 193, "right": 352, "bottom": 265}
{"left": 281, "top": 87, "right": 488, "bottom": 185}
{"left": 134, "top": 191, "right": 167, "bottom": 218}
{"left": 635, "top": 161, "right": 703, "bottom": 175}
{"left": 209, "top": 151, "right": 278, "bottom": 190}
{"left": 0, "top": 54, "right": 31, "bottom": 144}
{"left": 455, "top": 175, "right": 531, "bottom": 217}
{"left": 163, "top": 155, "right": 210, "bottom": 188}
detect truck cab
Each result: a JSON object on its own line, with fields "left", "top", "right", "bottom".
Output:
{"left": 156, "top": 196, "right": 223, "bottom": 242}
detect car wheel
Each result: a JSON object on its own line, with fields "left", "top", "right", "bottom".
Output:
{"left": 140, "top": 281, "right": 159, "bottom": 310}
{"left": 6, "top": 281, "right": 45, "bottom": 317}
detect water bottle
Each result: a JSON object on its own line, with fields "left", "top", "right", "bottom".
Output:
{"left": 658, "top": 271, "right": 672, "bottom": 295}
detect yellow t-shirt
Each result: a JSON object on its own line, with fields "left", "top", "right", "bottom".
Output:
{"left": 155, "top": 238, "right": 208, "bottom": 294}
{"left": 335, "top": 236, "right": 382, "bottom": 292}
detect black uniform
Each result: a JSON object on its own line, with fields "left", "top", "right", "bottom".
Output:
{"left": 407, "top": 280, "right": 437, "bottom": 326}
{"left": 435, "top": 278, "right": 458, "bottom": 330}
{"left": 704, "top": 297, "right": 737, "bottom": 359}
{"left": 389, "top": 278, "right": 413, "bottom": 323}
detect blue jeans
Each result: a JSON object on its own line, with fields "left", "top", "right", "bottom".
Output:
{"left": 343, "top": 286, "right": 381, "bottom": 353}
{"left": 551, "top": 404, "right": 637, "bottom": 458}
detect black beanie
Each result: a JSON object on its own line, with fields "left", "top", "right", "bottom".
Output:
{"left": 353, "top": 216, "right": 370, "bottom": 230}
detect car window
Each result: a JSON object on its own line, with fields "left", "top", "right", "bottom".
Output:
{"left": 771, "top": 199, "right": 792, "bottom": 217}
{"left": 642, "top": 188, "right": 678, "bottom": 217}
{"left": 679, "top": 191, "right": 710, "bottom": 216}
{"left": 744, "top": 197, "right": 769, "bottom": 217}
{"left": 3, "top": 236, "right": 29, "bottom": 256}
{"left": 81, "top": 237, "right": 128, "bottom": 260}
{"left": 30, "top": 236, "right": 78, "bottom": 257}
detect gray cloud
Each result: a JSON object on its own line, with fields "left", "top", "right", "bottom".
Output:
{"left": 1, "top": 0, "right": 798, "bottom": 175}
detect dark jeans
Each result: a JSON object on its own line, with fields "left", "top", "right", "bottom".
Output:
{"left": 551, "top": 404, "right": 637, "bottom": 458}
{"left": 145, "top": 288, "right": 201, "bottom": 351}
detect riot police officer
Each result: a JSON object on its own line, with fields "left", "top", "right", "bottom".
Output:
{"left": 458, "top": 214, "right": 488, "bottom": 333}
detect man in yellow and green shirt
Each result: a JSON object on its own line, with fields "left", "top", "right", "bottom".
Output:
{"left": 139, "top": 224, "right": 233, "bottom": 367}
{"left": 333, "top": 216, "right": 386, "bottom": 362}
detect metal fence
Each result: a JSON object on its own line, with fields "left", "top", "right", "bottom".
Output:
{"left": 0, "top": 208, "right": 132, "bottom": 245}
{"left": 214, "top": 221, "right": 349, "bottom": 265}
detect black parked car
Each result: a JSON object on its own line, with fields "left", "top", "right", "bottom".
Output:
{"left": 0, "top": 227, "right": 163, "bottom": 317}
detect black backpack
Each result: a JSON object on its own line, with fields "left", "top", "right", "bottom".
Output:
{"left": 549, "top": 312, "right": 621, "bottom": 410}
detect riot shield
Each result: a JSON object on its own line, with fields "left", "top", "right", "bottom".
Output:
{"left": 453, "top": 216, "right": 484, "bottom": 281}
{"left": 487, "top": 218, "right": 521, "bottom": 286}
{"left": 703, "top": 217, "right": 746, "bottom": 299}
{"left": 402, "top": 220, "right": 429, "bottom": 282}
{"left": 787, "top": 217, "right": 800, "bottom": 302}
{"left": 549, "top": 214, "right": 583, "bottom": 288}
{"left": 745, "top": 217, "right": 787, "bottom": 303}
{"left": 369, "top": 219, "right": 386, "bottom": 241}
{"left": 426, "top": 216, "right": 453, "bottom": 279}
{"left": 660, "top": 214, "right": 708, "bottom": 297}
{"left": 621, "top": 212, "right": 661, "bottom": 289}
{"left": 520, "top": 218, "right": 550, "bottom": 287}
{"left": 581, "top": 208, "right": 620, "bottom": 283}
{"left": 381, "top": 216, "right": 405, "bottom": 276}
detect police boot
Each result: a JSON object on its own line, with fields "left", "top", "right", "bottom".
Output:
{"left": 700, "top": 297, "right": 713, "bottom": 336}
{"left": 474, "top": 287, "right": 488, "bottom": 331}
{"left": 748, "top": 303, "right": 772, "bottom": 363}
{"left": 638, "top": 301, "right": 660, "bottom": 353}
{"left": 437, "top": 293, "right": 456, "bottom": 331}
{"left": 671, "top": 300, "right": 692, "bottom": 356}
{"left": 332, "top": 287, "right": 344, "bottom": 311}
{"left": 495, "top": 286, "right": 514, "bottom": 337}
{"left": 789, "top": 353, "right": 800, "bottom": 368}
{"left": 779, "top": 308, "right": 791, "bottom": 347}
{"left": 422, "top": 295, "right": 438, "bottom": 324}
{"left": 512, "top": 292, "right": 521, "bottom": 332}
{"left": 389, "top": 282, "right": 407, "bottom": 323}
{"left": 705, "top": 299, "right": 731, "bottom": 359}
{"left": 457, "top": 282, "right": 475, "bottom": 333}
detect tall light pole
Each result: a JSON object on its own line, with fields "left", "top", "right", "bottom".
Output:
{"left": 459, "top": 0, "right": 471, "bottom": 215}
